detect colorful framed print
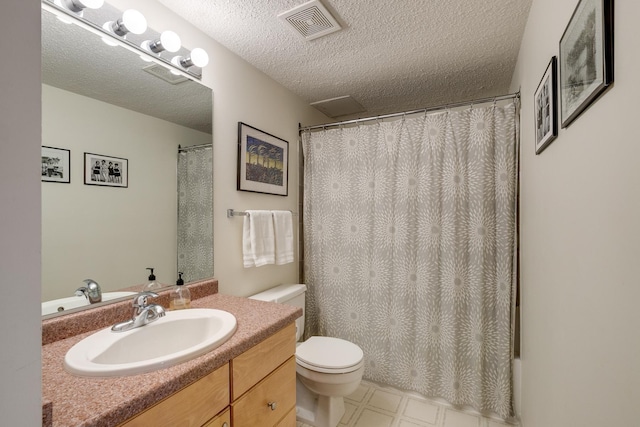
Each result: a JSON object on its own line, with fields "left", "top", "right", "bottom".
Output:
{"left": 534, "top": 57, "right": 558, "bottom": 154}
{"left": 237, "top": 122, "right": 289, "bottom": 196}
{"left": 559, "top": 0, "right": 614, "bottom": 128}
{"left": 42, "top": 146, "right": 71, "bottom": 183}
{"left": 84, "top": 152, "right": 128, "bottom": 188}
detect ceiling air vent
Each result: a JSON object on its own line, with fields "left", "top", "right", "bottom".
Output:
{"left": 310, "top": 96, "right": 366, "bottom": 118}
{"left": 278, "top": 0, "right": 342, "bottom": 41}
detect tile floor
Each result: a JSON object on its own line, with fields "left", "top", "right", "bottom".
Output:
{"left": 296, "top": 380, "right": 520, "bottom": 427}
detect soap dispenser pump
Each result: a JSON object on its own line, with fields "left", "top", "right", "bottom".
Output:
{"left": 144, "top": 267, "right": 163, "bottom": 291}
{"left": 169, "top": 272, "right": 190, "bottom": 310}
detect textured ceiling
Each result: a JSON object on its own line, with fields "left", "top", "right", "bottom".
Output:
{"left": 42, "top": 6, "right": 212, "bottom": 134}
{"left": 159, "top": 0, "right": 532, "bottom": 119}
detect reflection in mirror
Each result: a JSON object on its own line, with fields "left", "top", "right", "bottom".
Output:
{"left": 41, "top": 4, "right": 213, "bottom": 317}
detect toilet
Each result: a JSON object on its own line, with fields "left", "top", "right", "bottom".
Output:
{"left": 250, "top": 284, "right": 364, "bottom": 427}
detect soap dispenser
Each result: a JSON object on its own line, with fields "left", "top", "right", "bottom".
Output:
{"left": 143, "top": 267, "right": 163, "bottom": 291}
{"left": 169, "top": 272, "right": 190, "bottom": 310}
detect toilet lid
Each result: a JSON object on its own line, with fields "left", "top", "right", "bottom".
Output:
{"left": 296, "top": 336, "right": 363, "bottom": 371}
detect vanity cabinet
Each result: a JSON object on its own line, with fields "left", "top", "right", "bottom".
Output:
{"left": 231, "top": 322, "right": 296, "bottom": 426}
{"left": 118, "top": 322, "right": 296, "bottom": 427}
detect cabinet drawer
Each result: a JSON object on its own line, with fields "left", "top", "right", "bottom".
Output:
{"left": 231, "top": 322, "right": 295, "bottom": 400}
{"left": 232, "top": 356, "right": 296, "bottom": 427}
{"left": 203, "top": 408, "right": 230, "bottom": 427}
{"left": 120, "top": 363, "right": 229, "bottom": 427}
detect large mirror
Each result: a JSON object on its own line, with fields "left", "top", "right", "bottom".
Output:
{"left": 41, "top": 3, "right": 213, "bottom": 317}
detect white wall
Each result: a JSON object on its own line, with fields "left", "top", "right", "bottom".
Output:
{"left": 511, "top": 1, "right": 640, "bottom": 425}
{"left": 108, "top": 0, "right": 329, "bottom": 297}
{"left": 0, "top": 0, "right": 42, "bottom": 425}
{"left": 41, "top": 85, "right": 210, "bottom": 300}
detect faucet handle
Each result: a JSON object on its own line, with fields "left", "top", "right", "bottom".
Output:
{"left": 133, "top": 291, "right": 159, "bottom": 308}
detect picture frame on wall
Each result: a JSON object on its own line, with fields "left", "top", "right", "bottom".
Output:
{"left": 84, "top": 152, "right": 128, "bottom": 188}
{"left": 534, "top": 57, "right": 558, "bottom": 154}
{"left": 42, "top": 146, "right": 71, "bottom": 183}
{"left": 559, "top": 0, "right": 614, "bottom": 128}
{"left": 237, "top": 122, "right": 289, "bottom": 196}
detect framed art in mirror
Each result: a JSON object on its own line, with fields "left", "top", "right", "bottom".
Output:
{"left": 237, "top": 122, "right": 289, "bottom": 196}
{"left": 42, "top": 146, "right": 70, "bottom": 183}
{"left": 84, "top": 152, "right": 128, "bottom": 188}
{"left": 534, "top": 57, "right": 558, "bottom": 154}
{"left": 559, "top": 0, "right": 614, "bottom": 128}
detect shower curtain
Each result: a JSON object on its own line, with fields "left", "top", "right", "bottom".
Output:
{"left": 302, "top": 101, "right": 518, "bottom": 418}
{"left": 177, "top": 145, "right": 213, "bottom": 283}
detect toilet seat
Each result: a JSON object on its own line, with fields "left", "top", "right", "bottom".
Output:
{"left": 296, "top": 336, "right": 364, "bottom": 374}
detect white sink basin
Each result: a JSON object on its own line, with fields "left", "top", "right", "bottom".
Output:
{"left": 64, "top": 308, "right": 237, "bottom": 377}
{"left": 41, "top": 291, "right": 137, "bottom": 316}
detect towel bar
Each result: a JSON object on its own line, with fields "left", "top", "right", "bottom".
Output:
{"left": 227, "top": 209, "right": 298, "bottom": 218}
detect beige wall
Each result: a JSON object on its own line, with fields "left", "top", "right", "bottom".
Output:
{"left": 2, "top": 1, "right": 327, "bottom": 422}
{"left": 41, "top": 85, "right": 211, "bottom": 301}
{"left": 110, "top": 0, "right": 329, "bottom": 298}
{"left": 0, "top": 0, "right": 42, "bottom": 424}
{"left": 511, "top": 0, "right": 640, "bottom": 425}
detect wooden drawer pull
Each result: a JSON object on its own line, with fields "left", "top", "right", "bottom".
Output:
{"left": 267, "top": 401, "right": 277, "bottom": 411}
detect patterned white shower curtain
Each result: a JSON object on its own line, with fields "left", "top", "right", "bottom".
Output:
{"left": 302, "top": 102, "right": 518, "bottom": 419}
{"left": 177, "top": 146, "right": 213, "bottom": 283}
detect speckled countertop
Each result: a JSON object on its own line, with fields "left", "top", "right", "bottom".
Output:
{"left": 42, "top": 285, "right": 300, "bottom": 427}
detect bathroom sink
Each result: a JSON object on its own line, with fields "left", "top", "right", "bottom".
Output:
{"left": 41, "top": 291, "right": 137, "bottom": 316}
{"left": 64, "top": 308, "right": 237, "bottom": 377}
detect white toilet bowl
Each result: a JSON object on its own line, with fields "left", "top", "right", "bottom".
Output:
{"left": 248, "top": 285, "right": 364, "bottom": 427}
{"left": 295, "top": 336, "right": 364, "bottom": 427}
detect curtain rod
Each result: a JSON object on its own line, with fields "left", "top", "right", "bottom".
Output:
{"left": 299, "top": 92, "right": 520, "bottom": 132}
{"left": 178, "top": 143, "right": 212, "bottom": 152}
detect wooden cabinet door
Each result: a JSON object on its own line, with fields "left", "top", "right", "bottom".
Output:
{"left": 232, "top": 357, "right": 296, "bottom": 427}
{"left": 231, "top": 323, "right": 296, "bottom": 400}
{"left": 119, "top": 364, "right": 229, "bottom": 427}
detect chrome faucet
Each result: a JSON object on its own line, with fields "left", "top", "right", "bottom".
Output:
{"left": 111, "top": 291, "right": 166, "bottom": 332}
{"left": 75, "top": 279, "right": 102, "bottom": 304}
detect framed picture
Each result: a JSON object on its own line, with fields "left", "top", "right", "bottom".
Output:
{"left": 84, "top": 152, "right": 128, "bottom": 188}
{"left": 534, "top": 57, "right": 558, "bottom": 154}
{"left": 559, "top": 0, "right": 614, "bottom": 128}
{"left": 42, "top": 146, "right": 71, "bottom": 183}
{"left": 237, "top": 122, "right": 289, "bottom": 196}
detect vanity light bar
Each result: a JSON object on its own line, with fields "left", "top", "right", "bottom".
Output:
{"left": 41, "top": 0, "right": 207, "bottom": 81}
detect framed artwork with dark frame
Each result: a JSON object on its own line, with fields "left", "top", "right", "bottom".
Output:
{"left": 534, "top": 57, "right": 558, "bottom": 154}
{"left": 559, "top": 0, "right": 614, "bottom": 128}
{"left": 84, "top": 152, "right": 128, "bottom": 188}
{"left": 41, "top": 146, "right": 71, "bottom": 183}
{"left": 237, "top": 122, "right": 289, "bottom": 196}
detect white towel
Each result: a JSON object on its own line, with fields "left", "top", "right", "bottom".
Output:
{"left": 242, "top": 210, "right": 275, "bottom": 268}
{"left": 272, "top": 210, "right": 294, "bottom": 265}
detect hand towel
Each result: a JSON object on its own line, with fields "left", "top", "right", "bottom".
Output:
{"left": 242, "top": 210, "right": 275, "bottom": 268}
{"left": 272, "top": 210, "right": 294, "bottom": 265}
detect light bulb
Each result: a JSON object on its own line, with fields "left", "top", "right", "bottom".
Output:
{"left": 160, "top": 31, "right": 182, "bottom": 53}
{"left": 104, "top": 9, "right": 147, "bottom": 37}
{"left": 141, "top": 31, "right": 182, "bottom": 54}
{"left": 190, "top": 48, "right": 209, "bottom": 67}
{"left": 120, "top": 9, "right": 147, "bottom": 35}
{"left": 172, "top": 48, "right": 209, "bottom": 69}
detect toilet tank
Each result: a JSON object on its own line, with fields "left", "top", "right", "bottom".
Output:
{"left": 249, "top": 284, "right": 306, "bottom": 341}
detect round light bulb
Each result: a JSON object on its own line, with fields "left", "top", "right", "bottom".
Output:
{"left": 190, "top": 48, "right": 209, "bottom": 68}
{"left": 121, "top": 9, "right": 147, "bottom": 35}
{"left": 160, "top": 31, "right": 181, "bottom": 53}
